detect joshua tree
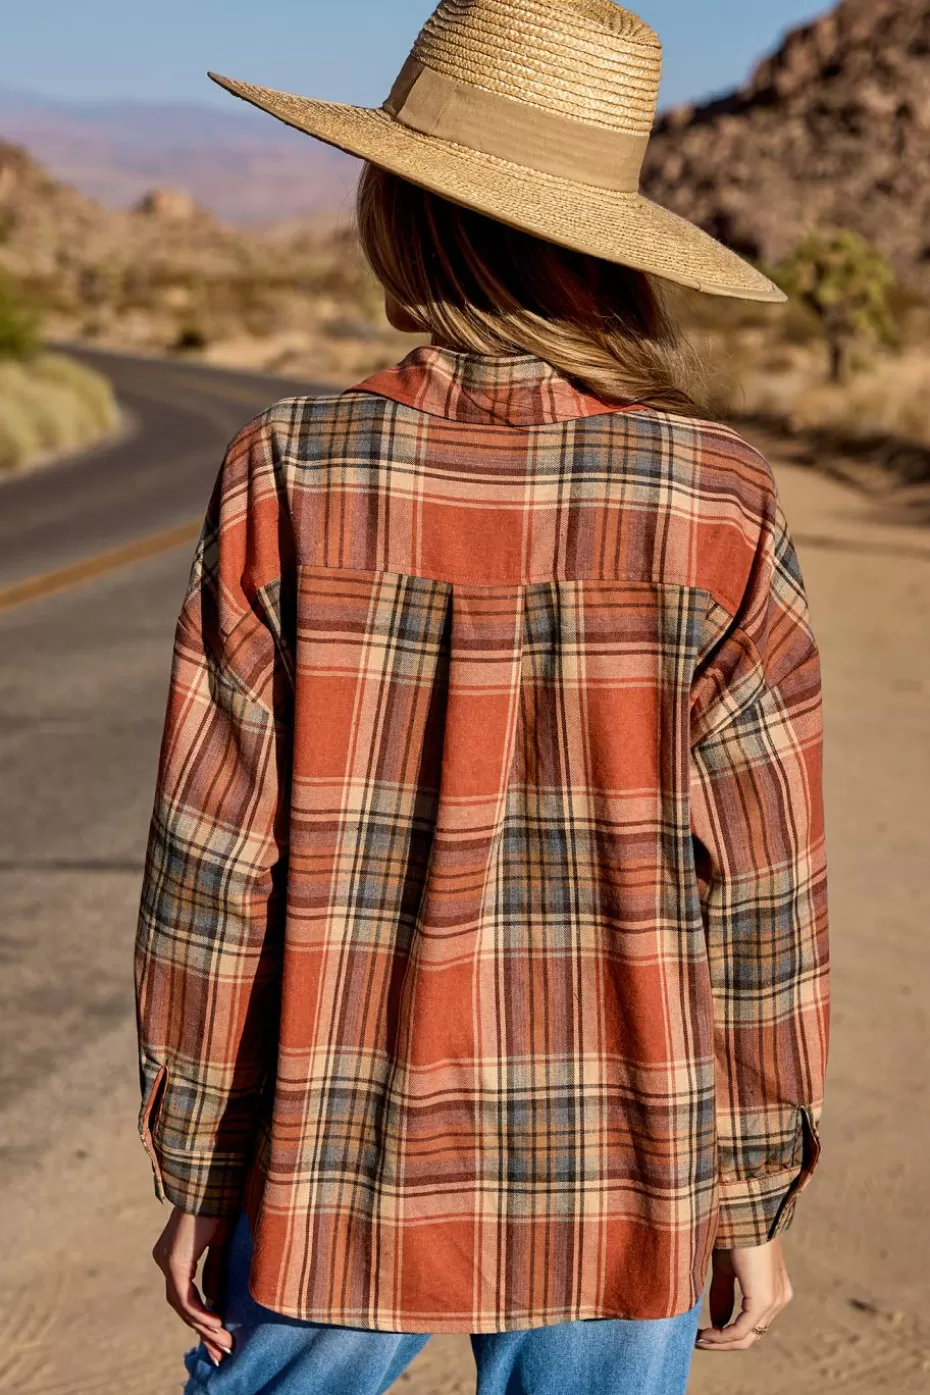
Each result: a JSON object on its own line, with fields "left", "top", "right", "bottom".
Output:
{"left": 775, "top": 229, "right": 899, "bottom": 384}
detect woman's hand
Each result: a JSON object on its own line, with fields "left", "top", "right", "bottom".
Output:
{"left": 696, "top": 1239, "right": 793, "bottom": 1352}
{"left": 152, "top": 1207, "right": 234, "bottom": 1366}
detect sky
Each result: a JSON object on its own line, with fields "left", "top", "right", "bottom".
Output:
{"left": 1, "top": 0, "right": 832, "bottom": 112}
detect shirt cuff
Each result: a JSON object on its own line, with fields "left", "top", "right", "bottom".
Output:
{"left": 715, "top": 1105, "right": 822, "bottom": 1249}
{"left": 138, "top": 1062, "right": 251, "bottom": 1218}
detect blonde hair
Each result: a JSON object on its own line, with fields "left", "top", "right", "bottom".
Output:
{"left": 356, "top": 163, "right": 704, "bottom": 416}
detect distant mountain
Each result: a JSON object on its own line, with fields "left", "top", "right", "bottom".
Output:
{"left": 0, "top": 86, "right": 359, "bottom": 224}
{"left": 641, "top": 0, "right": 930, "bottom": 291}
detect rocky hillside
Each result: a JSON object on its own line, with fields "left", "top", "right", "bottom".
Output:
{"left": 642, "top": 0, "right": 930, "bottom": 291}
{"left": 0, "top": 141, "right": 416, "bottom": 382}
{"left": 0, "top": 142, "right": 247, "bottom": 283}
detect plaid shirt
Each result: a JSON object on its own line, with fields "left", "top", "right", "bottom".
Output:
{"left": 135, "top": 344, "right": 830, "bottom": 1332}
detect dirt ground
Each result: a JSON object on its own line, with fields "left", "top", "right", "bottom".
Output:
{"left": 1, "top": 440, "right": 928, "bottom": 1395}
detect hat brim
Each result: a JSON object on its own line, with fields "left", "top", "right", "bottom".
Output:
{"left": 209, "top": 73, "right": 786, "bottom": 305}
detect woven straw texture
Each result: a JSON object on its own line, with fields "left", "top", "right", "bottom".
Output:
{"left": 209, "top": 0, "right": 785, "bottom": 303}
{"left": 411, "top": 0, "right": 661, "bottom": 132}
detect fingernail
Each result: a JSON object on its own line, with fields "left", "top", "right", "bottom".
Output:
{"left": 209, "top": 1353, "right": 220, "bottom": 1367}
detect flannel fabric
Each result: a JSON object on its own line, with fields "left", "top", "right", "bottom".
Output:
{"left": 135, "top": 344, "right": 830, "bottom": 1332}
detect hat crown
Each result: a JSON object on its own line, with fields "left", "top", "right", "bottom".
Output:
{"left": 207, "top": 0, "right": 784, "bottom": 304}
{"left": 409, "top": 0, "right": 663, "bottom": 134}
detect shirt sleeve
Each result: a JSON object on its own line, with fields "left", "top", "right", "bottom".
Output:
{"left": 134, "top": 410, "right": 295, "bottom": 1216}
{"left": 689, "top": 471, "right": 830, "bottom": 1250}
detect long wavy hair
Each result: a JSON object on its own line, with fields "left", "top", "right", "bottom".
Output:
{"left": 355, "top": 163, "right": 704, "bottom": 416}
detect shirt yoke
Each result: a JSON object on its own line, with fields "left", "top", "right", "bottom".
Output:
{"left": 246, "top": 391, "right": 779, "bottom": 624}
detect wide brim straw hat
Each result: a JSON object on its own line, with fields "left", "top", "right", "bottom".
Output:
{"left": 209, "top": 0, "right": 786, "bottom": 304}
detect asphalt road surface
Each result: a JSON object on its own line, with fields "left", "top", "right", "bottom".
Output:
{"left": 1, "top": 354, "right": 929, "bottom": 1395}
{"left": 0, "top": 347, "right": 320, "bottom": 593}
{"left": 0, "top": 350, "right": 327, "bottom": 1116}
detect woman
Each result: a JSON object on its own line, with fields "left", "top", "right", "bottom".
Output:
{"left": 135, "top": 2, "right": 830, "bottom": 1393}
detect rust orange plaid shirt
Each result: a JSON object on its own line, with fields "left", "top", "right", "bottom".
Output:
{"left": 135, "top": 344, "right": 830, "bottom": 1332}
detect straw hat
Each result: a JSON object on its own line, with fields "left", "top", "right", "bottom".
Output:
{"left": 209, "top": 0, "right": 785, "bottom": 304}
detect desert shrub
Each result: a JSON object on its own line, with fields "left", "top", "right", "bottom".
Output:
{"left": 774, "top": 229, "right": 899, "bottom": 383}
{"left": 0, "top": 272, "right": 40, "bottom": 360}
{"left": 782, "top": 348, "right": 930, "bottom": 447}
{"left": 173, "top": 323, "right": 208, "bottom": 353}
{"left": 0, "top": 367, "right": 45, "bottom": 468}
{"left": 0, "top": 352, "right": 119, "bottom": 473}
{"left": 30, "top": 352, "right": 119, "bottom": 429}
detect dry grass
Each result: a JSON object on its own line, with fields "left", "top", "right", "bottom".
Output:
{"left": 680, "top": 290, "right": 930, "bottom": 464}
{"left": 778, "top": 349, "right": 930, "bottom": 446}
{"left": 0, "top": 352, "right": 121, "bottom": 474}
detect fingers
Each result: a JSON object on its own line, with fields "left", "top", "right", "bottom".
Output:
{"left": 164, "top": 1269, "right": 234, "bottom": 1364}
{"left": 152, "top": 1210, "right": 234, "bottom": 1364}
{"left": 697, "top": 1292, "right": 777, "bottom": 1351}
{"left": 163, "top": 1265, "right": 228, "bottom": 1341}
{"left": 697, "top": 1243, "right": 793, "bottom": 1353}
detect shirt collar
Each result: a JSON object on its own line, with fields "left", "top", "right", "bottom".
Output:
{"left": 349, "top": 344, "right": 624, "bottom": 426}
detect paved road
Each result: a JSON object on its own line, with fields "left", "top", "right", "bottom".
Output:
{"left": 0, "top": 352, "right": 324, "bottom": 1114}
{"left": 0, "top": 347, "right": 321, "bottom": 591}
{"left": 0, "top": 358, "right": 929, "bottom": 1395}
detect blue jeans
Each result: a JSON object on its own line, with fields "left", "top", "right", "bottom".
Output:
{"left": 183, "top": 1212, "right": 702, "bottom": 1395}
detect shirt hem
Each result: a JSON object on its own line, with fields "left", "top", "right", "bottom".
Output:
{"left": 245, "top": 1277, "right": 705, "bottom": 1333}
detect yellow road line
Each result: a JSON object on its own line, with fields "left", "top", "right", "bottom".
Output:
{"left": 0, "top": 519, "right": 201, "bottom": 613}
